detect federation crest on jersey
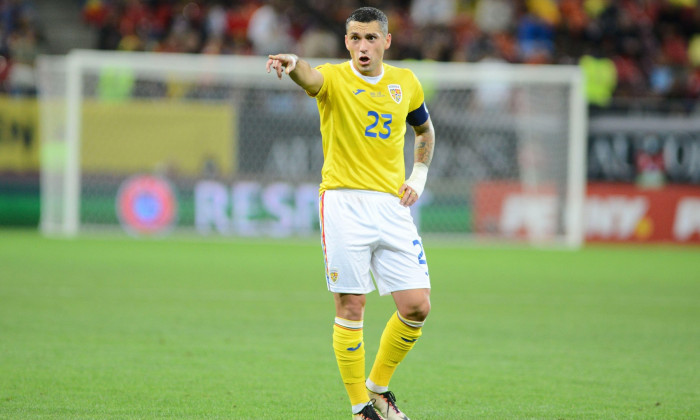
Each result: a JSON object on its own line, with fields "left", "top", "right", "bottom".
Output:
{"left": 388, "top": 84, "right": 402, "bottom": 104}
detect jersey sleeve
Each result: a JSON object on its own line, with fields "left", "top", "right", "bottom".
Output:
{"left": 309, "top": 63, "right": 333, "bottom": 99}
{"left": 406, "top": 70, "right": 429, "bottom": 126}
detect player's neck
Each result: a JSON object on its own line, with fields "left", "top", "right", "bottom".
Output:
{"left": 349, "top": 61, "right": 384, "bottom": 84}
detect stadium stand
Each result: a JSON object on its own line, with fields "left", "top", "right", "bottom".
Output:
{"left": 76, "top": 0, "right": 700, "bottom": 115}
{"left": 1, "top": 0, "right": 698, "bottom": 114}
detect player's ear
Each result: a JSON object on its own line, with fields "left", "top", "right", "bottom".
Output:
{"left": 385, "top": 33, "right": 392, "bottom": 50}
{"left": 344, "top": 34, "right": 350, "bottom": 52}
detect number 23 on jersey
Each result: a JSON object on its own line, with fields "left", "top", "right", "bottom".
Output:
{"left": 364, "top": 111, "right": 392, "bottom": 139}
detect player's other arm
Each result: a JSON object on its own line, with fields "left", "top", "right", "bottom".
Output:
{"left": 399, "top": 116, "right": 435, "bottom": 207}
{"left": 412, "top": 117, "right": 435, "bottom": 168}
{"left": 266, "top": 54, "right": 324, "bottom": 96}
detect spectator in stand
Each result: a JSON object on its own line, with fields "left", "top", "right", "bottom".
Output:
{"left": 517, "top": 1, "right": 556, "bottom": 64}
{"left": 580, "top": 48, "right": 618, "bottom": 108}
{"left": 247, "top": 0, "right": 294, "bottom": 56}
{"left": 223, "top": 1, "right": 257, "bottom": 55}
{"left": 297, "top": 22, "right": 339, "bottom": 59}
{"left": 205, "top": 2, "right": 227, "bottom": 40}
{"left": 96, "top": 8, "right": 122, "bottom": 50}
{"left": 409, "top": 0, "right": 455, "bottom": 27}
{"left": 475, "top": 0, "right": 514, "bottom": 36}
{"left": 689, "top": 33, "right": 700, "bottom": 67}
{"left": 650, "top": 50, "right": 675, "bottom": 96}
{"left": 7, "top": 21, "right": 39, "bottom": 95}
{"left": 383, "top": 5, "right": 421, "bottom": 61}
{"left": 1, "top": 0, "right": 43, "bottom": 96}
{"left": 409, "top": 0, "right": 458, "bottom": 62}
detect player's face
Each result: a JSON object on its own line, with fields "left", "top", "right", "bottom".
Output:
{"left": 345, "top": 20, "right": 391, "bottom": 77}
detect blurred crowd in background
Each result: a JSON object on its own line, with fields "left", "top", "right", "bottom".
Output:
{"left": 1, "top": 0, "right": 699, "bottom": 113}
{"left": 0, "top": 0, "right": 39, "bottom": 96}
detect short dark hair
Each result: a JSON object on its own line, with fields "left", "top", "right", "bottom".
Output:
{"left": 346, "top": 7, "right": 388, "bottom": 36}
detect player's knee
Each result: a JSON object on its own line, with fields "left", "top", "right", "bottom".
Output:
{"left": 415, "top": 299, "right": 431, "bottom": 321}
{"left": 340, "top": 305, "right": 364, "bottom": 320}
{"left": 335, "top": 293, "right": 366, "bottom": 320}
{"left": 399, "top": 299, "right": 430, "bottom": 323}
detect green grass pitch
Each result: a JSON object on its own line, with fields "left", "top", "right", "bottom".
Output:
{"left": 1, "top": 230, "right": 698, "bottom": 419}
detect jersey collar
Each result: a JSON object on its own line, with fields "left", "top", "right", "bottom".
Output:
{"left": 348, "top": 61, "right": 384, "bottom": 85}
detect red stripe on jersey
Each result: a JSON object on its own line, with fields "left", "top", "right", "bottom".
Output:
{"left": 319, "top": 191, "right": 330, "bottom": 282}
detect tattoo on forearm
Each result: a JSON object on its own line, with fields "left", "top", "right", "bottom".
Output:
{"left": 415, "top": 138, "right": 434, "bottom": 166}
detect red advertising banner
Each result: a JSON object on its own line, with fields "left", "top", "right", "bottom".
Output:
{"left": 474, "top": 182, "right": 700, "bottom": 244}
{"left": 586, "top": 183, "right": 700, "bottom": 243}
{"left": 474, "top": 182, "right": 558, "bottom": 241}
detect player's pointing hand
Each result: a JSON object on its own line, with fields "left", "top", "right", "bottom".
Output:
{"left": 266, "top": 54, "right": 298, "bottom": 79}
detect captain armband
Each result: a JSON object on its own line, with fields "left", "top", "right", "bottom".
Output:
{"left": 406, "top": 102, "right": 429, "bottom": 126}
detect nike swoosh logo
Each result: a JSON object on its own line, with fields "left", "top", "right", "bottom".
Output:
{"left": 347, "top": 342, "right": 362, "bottom": 351}
{"left": 353, "top": 89, "right": 365, "bottom": 95}
{"left": 400, "top": 337, "right": 418, "bottom": 343}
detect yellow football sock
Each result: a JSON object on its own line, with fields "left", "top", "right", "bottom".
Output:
{"left": 333, "top": 318, "right": 367, "bottom": 407}
{"left": 368, "top": 312, "right": 423, "bottom": 389}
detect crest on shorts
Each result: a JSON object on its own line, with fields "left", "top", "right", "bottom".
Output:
{"left": 329, "top": 269, "right": 339, "bottom": 283}
{"left": 388, "top": 84, "right": 402, "bottom": 104}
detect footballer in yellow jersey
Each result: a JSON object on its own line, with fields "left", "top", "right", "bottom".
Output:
{"left": 266, "top": 6, "right": 435, "bottom": 420}
{"left": 313, "top": 61, "right": 429, "bottom": 197}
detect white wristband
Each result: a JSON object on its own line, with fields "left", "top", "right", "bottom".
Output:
{"left": 405, "top": 162, "right": 429, "bottom": 197}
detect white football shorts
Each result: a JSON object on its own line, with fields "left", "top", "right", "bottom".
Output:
{"left": 319, "top": 189, "right": 431, "bottom": 296}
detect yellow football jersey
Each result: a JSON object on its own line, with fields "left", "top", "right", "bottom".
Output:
{"left": 311, "top": 61, "right": 428, "bottom": 196}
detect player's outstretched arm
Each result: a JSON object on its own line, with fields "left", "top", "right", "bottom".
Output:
{"left": 266, "top": 54, "right": 324, "bottom": 96}
{"left": 399, "top": 117, "right": 435, "bottom": 207}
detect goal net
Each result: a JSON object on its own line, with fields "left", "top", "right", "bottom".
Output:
{"left": 37, "top": 50, "right": 586, "bottom": 247}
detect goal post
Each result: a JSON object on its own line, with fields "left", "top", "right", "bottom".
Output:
{"left": 37, "top": 50, "right": 586, "bottom": 247}
{"left": 407, "top": 60, "right": 587, "bottom": 247}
